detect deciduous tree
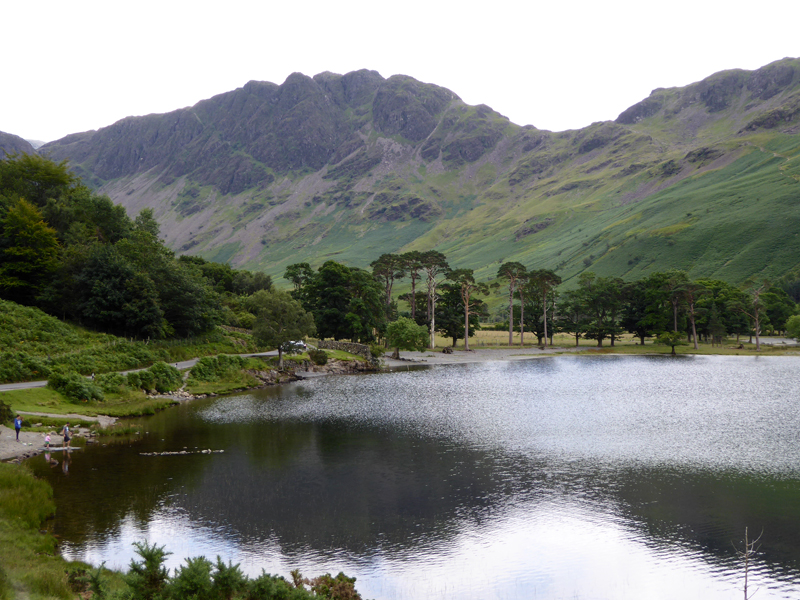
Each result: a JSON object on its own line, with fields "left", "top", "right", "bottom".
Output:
{"left": 386, "top": 317, "right": 428, "bottom": 358}
{"left": 0, "top": 198, "right": 59, "bottom": 304}
{"left": 251, "top": 290, "right": 316, "bottom": 368}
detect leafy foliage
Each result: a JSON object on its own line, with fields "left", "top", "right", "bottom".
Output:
{"left": 189, "top": 355, "right": 247, "bottom": 382}
{"left": 308, "top": 349, "right": 329, "bottom": 365}
{"left": 786, "top": 314, "right": 800, "bottom": 339}
{"left": 291, "top": 261, "right": 383, "bottom": 343}
{"left": 0, "top": 198, "right": 59, "bottom": 303}
{"left": 0, "top": 400, "right": 12, "bottom": 426}
{"left": 47, "top": 369, "right": 104, "bottom": 402}
{"left": 250, "top": 290, "right": 315, "bottom": 368}
{"left": 386, "top": 317, "right": 429, "bottom": 353}
{"left": 119, "top": 541, "right": 361, "bottom": 600}
{"left": 0, "top": 154, "right": 272, "bottom": 341}
{"left": 656, "top": 331, "right": 689, "bottom": 355}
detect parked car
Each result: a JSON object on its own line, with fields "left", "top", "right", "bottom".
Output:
{"left": 281, "top": 340, "right": 307, "bottom": 354}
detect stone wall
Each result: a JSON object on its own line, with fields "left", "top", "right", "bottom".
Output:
{"left": 316, "top": 340, "right": 375, "bottom": 362}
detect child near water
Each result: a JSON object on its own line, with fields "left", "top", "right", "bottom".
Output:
{"left": 44, "top": 433, "right": 51, "bottom": 448}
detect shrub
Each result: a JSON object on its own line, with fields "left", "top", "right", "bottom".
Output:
{"left": 235, "top": 312, "right": 256, "bottom": 329}
{"left": 47, "top": 370, "right": 104, "bottom": 402}
{"left": 189, "top": 355, "right": 246, "bottom": 382}
{"left": 0, "top": 400, "right": 12, "bottom": 426}
{"left": 95, "top": 372, "right": 126, "bottom": 394}
{"left": 138, "top": 370, "right": 156, "bottom": 392}
{"left": 308, "top": 349, "right": 328, "bottom": 365}
{"left": 125, "top": 541, "right": 171, "bottom": 600}
{"left": 308, "top": 572, "right": 361, "bottom": 600}
{"left": 148, "top": 362, "right": 183, "bottom": 393}
{"left": 170, "top": 556, "right": 214, "bottom": 600}
{"left": 246, "top": 573, "right": 304, "bottom": 600}
{"left": 126, "top": 369, "right": 155, "bottom": 393}
{"left": 189, "top": 357, "right": 216, "bottom": 382}
{"left": 368, "top": 343, "right": 385, "bottom": 358}
{"left": 212, "top": 557, "right": 247, "bottom": 600}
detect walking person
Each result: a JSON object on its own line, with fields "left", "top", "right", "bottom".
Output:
{"left": 14, "top": 415, "right": 22, "bottom": 442}
{"left": 61, "top": 423, "right": 71, "bottom": 449}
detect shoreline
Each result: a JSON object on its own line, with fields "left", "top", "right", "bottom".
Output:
{"left": 4, "top": 341, "right": 797, "bottom": 462}
{"left": 382, "top": 345, "right": 580, "bottom": 368}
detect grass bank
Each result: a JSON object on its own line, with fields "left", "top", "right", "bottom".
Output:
{"left": 0, "top": 462, "right": 98, "bottom": 600}
{"left": 0, "top": 300, "right": 258, "bottom": 385}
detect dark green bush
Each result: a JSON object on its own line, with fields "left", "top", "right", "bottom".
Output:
{"left": 125, "top": 363, "right": 181, "bottom": 393}
{"left": 47, "top": 370, "right": 104, "bottom": 402}
{"left": 368, "top": 343, "right": 385, "bottom": 358}
{"left": 308, "top": 349, "right": 328, "bottom": 365}
{"left": 111, "top": 539, "right": 361, "bottom": 600}
{"left": 170, "top": 556, "right": 214, "bottom": 600}
{"left": 148, "top": 362, "right": 183, "bottom": 393}
{"left": 189, "top": 355, "right": 246, "bottom": 382}
{"left": 0, "top": 400, "right": 13, "bottom": 426}
{"left": 246, "top": 573, "right": 307, "bottom": 600}
{"left": 138, "top": 370, "right": 156, "bottom": 392}
{"left": 95, "top": 372, "right": 126, "bottom": 394}
{"left": 212, "top": 557, "right": 247, "bottom": 600}
{"left": 125, "top": 541, "right": 171, "bottom": 600}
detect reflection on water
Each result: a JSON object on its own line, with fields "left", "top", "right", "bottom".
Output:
{"left": 32, "top": 356, "right": 800, "bottom": 599}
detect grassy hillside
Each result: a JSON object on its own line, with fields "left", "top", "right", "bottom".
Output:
{"left": 38, "top": 59, "right": 800, "bottom": 286}
{"left": 0, "top": 300, "right": 257, "bottom": 384}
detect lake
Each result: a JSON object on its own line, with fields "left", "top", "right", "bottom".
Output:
{"left": 31, "top": 355, "right": 800, "bottom": 599}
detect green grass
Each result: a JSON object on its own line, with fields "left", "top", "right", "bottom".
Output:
{"left": 0, "top": 300, "right": 260, "bottom": 384}
{"left": 0, "top": 386, "right": 175, "bottom": 420}
{"left": 0, "top": 462, "right": 73, "bottom": 600}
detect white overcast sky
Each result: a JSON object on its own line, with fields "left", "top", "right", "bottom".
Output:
{"left": 3, "top": 0, "right": 799, "bottom": 143}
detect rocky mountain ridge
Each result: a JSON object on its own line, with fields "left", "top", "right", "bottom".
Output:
{"left": 4, "top": 58, "right": 800, "bottom": 285}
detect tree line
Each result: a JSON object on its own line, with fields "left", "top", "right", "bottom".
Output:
{"left": 286, "top": 254, "right": 799, "bottom": 354}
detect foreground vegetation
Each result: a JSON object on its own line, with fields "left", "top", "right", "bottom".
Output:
{"left": 0, "top": 462, "right": 362, "bottom": 600}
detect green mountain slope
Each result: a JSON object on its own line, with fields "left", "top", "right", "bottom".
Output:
{"left": 39, "top": 59, "right": 800, "bottom": 285}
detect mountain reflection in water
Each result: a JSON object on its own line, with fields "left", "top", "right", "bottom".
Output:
{"left": 33, "top": 356, "right": 800, "bottom": 600}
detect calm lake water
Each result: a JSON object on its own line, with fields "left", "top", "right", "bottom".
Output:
{"left": 31, "top": 355, "right": 800, "bottom": 599}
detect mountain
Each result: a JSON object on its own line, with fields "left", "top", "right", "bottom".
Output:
{"left": 38, "top": 59, "right": 800, "bottom": 285}
{"left": 0, "top": 132, "right": 35, "bottom": 156}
